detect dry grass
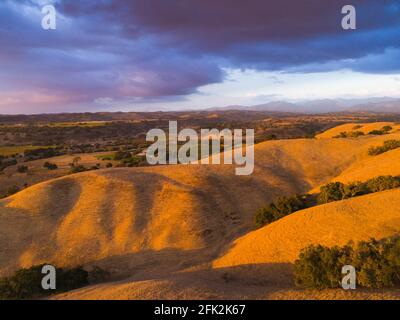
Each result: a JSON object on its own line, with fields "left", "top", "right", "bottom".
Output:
{"left": 0, "top": 152, "right": 117, "bottom": 196}
{"left": 1, "top": 123, "right": 400, "bottom": 299}
{"left": 213, "top": 189, "right": 400, "bottom": 269}
{"left": 316, "top": 122, "right": 400, "bottom": 139}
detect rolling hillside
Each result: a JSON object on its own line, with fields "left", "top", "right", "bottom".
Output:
{"left": 213, "top": 189, "right": 400, "bottom": 272}
{"left": 316, "top": 122, "right": 400, "bottom": 139}
{"left": 0, "top": 124, "right": 400, "bottom": 299}
{"left": 54, "top": 189, "right": 400, "bottom": 300}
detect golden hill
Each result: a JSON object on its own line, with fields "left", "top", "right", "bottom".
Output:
{"left": 308, "top": 139, "right": 400, "bottom": 193}
{"left": 1, "top": 133, "right": 398, "bottom": 275}
{"left": 53, "top": 189, "right": 400, "bottom": 300}
{"left": 1, "top": 124, "right": 400, "bottom": 299}
{"left": 213, "top": 188, "right": 400, "bottom": 270}
{"left": 316, "top": 122, "right": 400, "bottom": 139}
{"left": 329, "top": 148, "right": 400, "bottom": 184}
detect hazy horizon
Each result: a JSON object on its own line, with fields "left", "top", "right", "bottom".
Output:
{"left": 0, "top": 96, "right": 399, "bottom": 116}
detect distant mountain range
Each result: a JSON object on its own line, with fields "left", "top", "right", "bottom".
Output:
{"left": 1, "top": 98, "right": 400, "bottom": 118}
{"left": 210, "top": 98, "right": 400, "bottom": 114}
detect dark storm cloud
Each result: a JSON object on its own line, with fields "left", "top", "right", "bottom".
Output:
{"left": 0, "top": 0, "right": 399, "bottom": 112}
{"left": 59, "top": 0, "right": 400, "bottom": 63}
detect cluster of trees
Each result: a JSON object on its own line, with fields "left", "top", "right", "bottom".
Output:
{"left": 294, "top": 236, "right": 400, "bottom": 289}
{"left": 318, "top": 176, "right": 400, "bottom": 204}
{"left": 368, "top": 125, "right": 393, "bottom": 136}
{"left": 0, "top": 265, "right": 89, "bottom": 299}
{"left": 67, "top": 157, "right": 100, "bottom": 174}
{"left": 254, "top": 195, "right": 314, "bottom": 228}
{"left": 334, "top": 126, "right": 394, "bottom": 139}
{"left": 43, "top": 162, "right": 58, "bottom": 170}
{"left": 368, "top": 140, "right": 400, "bottom": 156}
{"left": 0, "top": 264, "right": 111, "bottom": 300}
{"left": 113, "top": 151, "right": 132, "bottom": 161}
{"left": 68, "top": 157, "right": 88, "bottom": 174}
{"left": 98, "top": 151, "right": 146, "bottom": 168}
{"left": 69, "top": 165, "right": 89, "bottom": 174}
{"left": 67, "top": 143, "right": 106, "bottom": 154}
{"left": 334, "top": 131, "right": 365, "bottom": 138}
{"left": 0, "top": 121, "right": 152, "bottom": 147}
{"left": 113, "top": 151, "right": 146, "bottom": 167}
{"left": 24, "top": 147, "right": 62, "bottom": 161}
{"left": 255, "top": 175, "right": 400, "bottom": 228}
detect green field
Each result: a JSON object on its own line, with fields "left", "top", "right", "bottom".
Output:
{"left": 0, "top": 146, "right": 54, "bottom": 156}
{"left": 46, "top": 121, "right": 108, "bottom": 128}
{"left": 0, "top": 121, "right": 109, "bottom": 129}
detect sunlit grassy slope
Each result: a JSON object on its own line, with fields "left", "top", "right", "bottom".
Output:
{"left": 213, "top": 189, "right": 400, "bottom": 269}
{"left": 316, "top": 122, "right": 400, "bottom": 139}
{"left": 1, "top": 124, "right": 400, "bottom": 299}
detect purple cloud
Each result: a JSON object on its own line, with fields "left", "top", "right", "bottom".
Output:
{"left": 0, "top": 0, "right": 399, "bottom": 113}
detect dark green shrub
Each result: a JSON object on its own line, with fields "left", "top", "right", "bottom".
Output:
{"left": 123, "top": 155, "right": 146, "bottom": 167}
{"left": 318, "top": 176, "right": 400, "bottom": 204}
{"left": 382, "top": 126, "right": 393, "bottom": 133}
{"left": 114, "top": 151, "right": 132, "bottom": 161}
{"left": 7, "top": 265, "right": 46, "bottom": 299}
{"left": 350, "top": 131, "right": 365, "bottom": 138}
{"left": 69, "top": 165, "right": 87, "bottom": 174}
{"left": 333, "top": 132, "right": 348, "bottom": 138}
{"left": 43, "top": 162, "right": 58, "bottom": 170}
{"left": 255, "top": 176, "right": 400, "bottom": 228}
{"left": 0, "top": 265, "right": 89, "bottom": 300}
{"left": 255, "top": 195, "right": 309, "bottom": 228}
{"left": 265, "top": 134, "right": 277, "bottom": 140}
{"left": 57, "top": 266, "right": 89, "bottom": 292}
{"left": 368, "top": 140, "right": 400, "bottom": 156}
{"left": 294, "top": 236, "right": 400, "bottom": 289}
{"left": 317, "top": 182, "right": 345, "bottom": 204}
{"left": 294, "top": 244, "right": 350, "bottom": 289}
{"left": 333, "top": 131, "right": 364, "bottom": 138}
{"left": 17, "top": 165, "right": 28, "bottom": 173}
{"left": 366, "top": 176, "right": 400, "bottom": 192}
{"left": 342, "top": 181, "right": 369, "bottom": 199}
{"left": 24, "top": 148, "right": 61, "bottom": 161}
{"left": 0, "top": 277, "right": 15, "bottom": 299}
{"left": 88, "top": 266, "right": 111, "bottom": 284}
{"left": 368, "top": 130, "right": 385, "bottom": 135}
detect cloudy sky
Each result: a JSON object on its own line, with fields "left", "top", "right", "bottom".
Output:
{"left": 1, "top": 0, "right": 400, "bottom": 114}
